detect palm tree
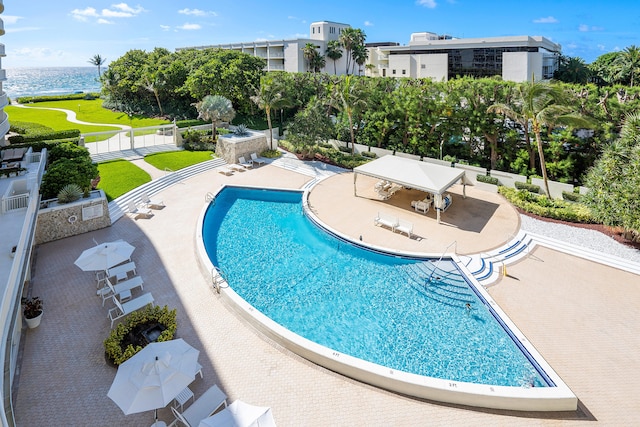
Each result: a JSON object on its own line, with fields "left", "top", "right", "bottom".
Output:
{"left": 251, "top": 76, "right": 292, "bottom": 150}
{"left": 613, "top": 45, "right": 640, "bottom": 87}
{"left": 88, "top": 54, "right": 107, "bottom": 78}
{"left": 193, "top": 95, "right": 236, "bottom": 139}
{"left": 489, "top": 78, "right": 590, "bottom": 196}
{"left": 352, "top": 44, "right": 368, "bottom": 76}
{"left": 325, "top": 40, "right": 342, "bottom": 75}
{"left": 553, "top": 56, "right": 591, "bottom": 84}
{"left": 302, "top": 43, "right": 324, "bottom": 73}
{"left": 339, "top": 28, "right": 365, "bottom": 75}
{"left": 328, "top": 75, "right": 368, "bottom": 154}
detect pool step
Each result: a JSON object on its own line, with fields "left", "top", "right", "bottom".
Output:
{"left": 460, "top": 230, "right": 534, "bottom": 287}
{"left": 398, "top": 263, "right": 475, "bottom": 307}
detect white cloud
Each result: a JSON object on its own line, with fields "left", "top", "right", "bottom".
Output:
{"left": 71, "top": 3, "right": 145, "bottom": 23}
{"left": 5, "top": 26, "right": 40, "bottom": 34}
{"left": 10, "top": 47, "right": 68, "bottom": 62}
{"left": 597, "top": 44, "right": 606, "bottom": 51}
{"left": 177, "top": 23, "right": 201, "bottom": 30}
{"left": 2, "top": 15, "right": 23, "bottom": 25}
{"left": 417, "top": 0, "right": 437, "bottom": 8}
{"left": 579, "top": 24, "right": 604, "bottom": 32}
{"left": 111, "top": 3, "right": 146, "bottom": 14}
{"left": 160, "top": 25, "right": 171, "bottom": 31}
{"left": 71, "top": 7, "right": 100, "bottom": 21}
{"left": 364, "top": 21, "right": 373, "bottom": 27}
{"left": 178, "top": 8, "right": 216, "bottom": 17}
{"left": 533, "top": 16, "right": 558, "bottom": 24}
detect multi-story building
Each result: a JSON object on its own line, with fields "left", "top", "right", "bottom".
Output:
{"left": 0, "top": 0, "right": 8, "bottom": 145}
{"left": 366, "top": 32, "right": 561, "bottom": 82}
{"left": 180, "top": 21, "right": 561, "bottom": 83}
{"left": 178, "top": 20, "right": 352, "bottom": 75}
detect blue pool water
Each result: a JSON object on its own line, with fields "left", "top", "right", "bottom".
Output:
{"left": 202, "top": 187, "right": 548, "bottom": 387}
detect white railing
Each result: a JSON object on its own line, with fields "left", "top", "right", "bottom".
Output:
{"left": 2, "top": 193, "right": 29, "bottom": 213}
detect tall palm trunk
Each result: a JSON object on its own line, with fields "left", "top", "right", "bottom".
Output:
{"left": 266, "top": 106, "right": 274, "bottom": 150}
{"left": 533, "top": 122, "right": 551, "bottom": 196}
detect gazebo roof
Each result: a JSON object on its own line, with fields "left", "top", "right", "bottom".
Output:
{"left": 354, "top": 155, "right": 466, "bottom": 195}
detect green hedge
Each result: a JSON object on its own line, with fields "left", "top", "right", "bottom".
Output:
{"left": 9, "top": 121, "right": 53, "bottom": 135}
{"left": 499, "top": 187, "right": 594, "bottom": 223}
{"left": 176, "top": 119, "right": 207, "bottom": 128}
{"left": 562, "top": 191, "right": 584, "bottom": 203}
{"left": 515, "top": 181, "right": 541, "bottom": 194}
{"left": 9, "top": 129, "right": 81, "bottom": 144}
{"left": 104, "top": 305, "right": 177, "bottom": 366}
{"left": 476, "top": 174, "right": 499, "bottom": 185}
{"left": 16, "top": 92, "right": 99, "bottom": 104}
{"left": 361, "top": 151, "right": 377, "bottom": 158}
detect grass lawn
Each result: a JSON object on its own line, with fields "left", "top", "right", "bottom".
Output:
{"left": 6, "top": 105, "right": 120, "bottom": 133}
{"left": 9, "top": 99, "right": 170, "bottom": 128}
{"left": 144, "top": 150, "right": 214, "bottom": 171}
{"left": 97, "top": 160, "right": 151, "bottom": 201}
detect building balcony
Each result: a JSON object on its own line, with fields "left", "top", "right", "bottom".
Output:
{"left": 0, "top": 0, "right": 4, "bottom": 14}
{"left": 268, "top": 52, "right": 284, "bottom": 59}
{"left": 267, "top": 64, "right": 285, "bottom": 71}
{"left": 0, "top": 69, "right": 6, "bottom": 82}
{"left": 0, "top": 19, "right": 4, "bottom": 36}
{"left": 0, "top": 91, "right": 7, "bottom": 109}
{"left": 0, "top": 110, "right": 9, "bottom": 138}
{"left": 0, "top": 43, "right": 5, "bottom": 57}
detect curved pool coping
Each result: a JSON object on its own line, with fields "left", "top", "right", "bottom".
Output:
{"left": 195, "top": 184, "right": 577, "bottom": 412}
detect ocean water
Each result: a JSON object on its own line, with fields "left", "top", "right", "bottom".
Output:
{"left": 3, "top": 67, "right": 103, "bottom": 100}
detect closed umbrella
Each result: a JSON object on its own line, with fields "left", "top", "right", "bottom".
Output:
{"left": 198, "top": 400, "right": 276, "bottom": 427}
{"left": 108, "top": 339, "right": 199, "bottom": 422}
{"left": 74, "top": 240, "right": 135, "bottom": 271}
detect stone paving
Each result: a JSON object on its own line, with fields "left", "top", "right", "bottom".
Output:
{"left": 13, "top": 162, "right": 640, "bottom": 426}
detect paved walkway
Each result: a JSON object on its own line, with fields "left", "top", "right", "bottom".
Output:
{"left": 13, "top": 163, "right": 640, "bottom": 426}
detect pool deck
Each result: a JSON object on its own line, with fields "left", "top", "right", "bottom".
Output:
{"left": 14, "top": 163, "right": 640, "bottom": 426}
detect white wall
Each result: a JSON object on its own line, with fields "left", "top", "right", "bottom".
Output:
{"left": 417, "top": 53, "right": 448, "bottom": 80}
{"left": 388, "top": 55, "right": 412, "bottom": 78}
{"left": 502, "top": 51, "right": 543, "bottom": 82}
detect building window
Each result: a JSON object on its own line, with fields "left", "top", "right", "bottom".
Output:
{"left": 392, "top": 69, "right": 396, "bottom": 75}
{"left": 421, "top": 64, "right": 426, "bottom": 69}
{"left": 312, "top": 28, "right": 315, "bottom": 34}
{"left": 402, "top": 69, "right": 406, "bottom": 75}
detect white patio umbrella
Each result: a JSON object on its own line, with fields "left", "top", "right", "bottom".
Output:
{"left": 198, "top": 400, "right": 277, "bottom": 427}
{"left": 108, "top": 339, "right": 199, "bottom": 422}
{"left": 74, "top": 240, "right": 135, "bottom": 271}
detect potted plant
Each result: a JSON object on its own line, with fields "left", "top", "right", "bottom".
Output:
{"left": 21, "top": 296, "right": 43, "bottom": 329}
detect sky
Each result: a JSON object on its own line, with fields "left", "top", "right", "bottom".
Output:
{"left": 2, "top": 0, "right": 639, "bottom": 68}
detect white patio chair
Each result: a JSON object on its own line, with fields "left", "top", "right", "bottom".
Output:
{"left": 238, "top": 156, "right": 252, "bottom": 169}
{"left": 127, "top": 201, "right": 153, "bottom": 219}
{"left": 99, "top": 275, "right": 144, "bottom": 306}
{"left": 108, "top": 292, "right": 154, "bottom": 328}
{"left": 169, "top": 384, "right": 227, "bottom": 427}
{"left": 141, "top": 191, "right": 164, "bottom": 209}
{"left": 250, "top": 152, "right": 266, "bottom": 166}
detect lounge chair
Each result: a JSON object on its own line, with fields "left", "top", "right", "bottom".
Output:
{"left": 374, "top": 212, "right": 398, "bottom": 231}
{"left": 169, "top": 384, "right": 228, "bottom": 427}
{"left": 99, "top": 275, "right": 144, "bottom": 306}
{"left": 238, "top": 156, "right": 252, "bottom": 169}
{"left": 141, "top": 192, "right": 164, "bottom": 209}
{"left": 108, "top": 292, "right": 154, "bottom": 328}
{"left": 218, "top": 166, "right": 234, "bottom": 176}
{"left": 396, "top": 219, "right": 414, "bottom": 238}
{"left": 106, "top": 261, "right": 137, "bottom": 283}
{"left": 228, "top": 163, "right": 246, "bottom": 172}
{"left": 377, "top": 184, "right": 401, "bottom": 200}
{"left": 127, "top": 201, "right": 153, "bottom": 219}
{"left": 250, "top": 152, "right": 266, "bottom": 166}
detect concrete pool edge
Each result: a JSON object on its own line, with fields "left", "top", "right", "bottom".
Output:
{"left": 195, "top": 184, "right": 578, "bottom": 412}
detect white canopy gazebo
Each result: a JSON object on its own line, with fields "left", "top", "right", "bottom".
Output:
{"left": 353, "top": 155, "right": 467, "bottom": 223}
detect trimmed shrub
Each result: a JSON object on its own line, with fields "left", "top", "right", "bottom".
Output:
{"left": 104, "top": 305, "right": 177, "bottom": 366}
{"left": 499, "top": 187, "right": 594, "bottom": 223}
{"left": 260, "top": 149, "right": 281, "bottom": 158}
{"left": 176, "top": 119, "right": 207, "bottom": 128}
{"left": 16, "top": 93, "right": 100, "bottom": 104}
{"left": 338, "top": 145, "right": 351, "bottom": 153}
{"left": 40, "top": 157, "right": 98, "bottom": 200}
{"left": 476, "top": 174, "right": 499, "bottom": 185}
{"left": 361, "top": 151, "right": 377, "bottom": 158}
{"left": 562, "top": 191, "right": 583, "bottom": 203}
{"left": 515, "top": 181, "right": 541, "bottom": 194}
{"left": 9, "top": 129, "right": 81, "bottom": 144}
{"left": 9, "top": 121, "right": 53, "bottom": 135}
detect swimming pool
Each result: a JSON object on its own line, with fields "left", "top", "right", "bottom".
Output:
{"left": 197, "top": 185, "right": 577, "bottom": 411}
